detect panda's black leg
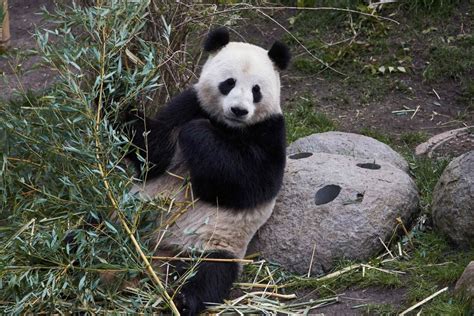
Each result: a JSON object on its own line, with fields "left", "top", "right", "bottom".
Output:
{"left": 175, "top": 250, "right": 239, "bottom": 316}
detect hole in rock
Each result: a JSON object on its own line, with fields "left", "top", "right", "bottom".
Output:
{"left": 315, "top": 184, "right": 341, "bottom": 205}
{"left": 356, "top": 162, "right": 381, "bottom": 170}
{"left": 356, "top": 192, "right": 364, "bottom": 202}
{"left": 289, "top": 152, "right": 313, "bottom": 160}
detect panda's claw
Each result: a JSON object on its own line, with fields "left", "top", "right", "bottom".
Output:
{"left": 175, "top": 291, "right": 205, "bottom": 316}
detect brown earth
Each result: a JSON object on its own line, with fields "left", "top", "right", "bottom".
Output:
{"left": 0, "top": 0, "right": 56, "bottom": 100}
{"left": 239, "top": 8, "right": 473, "bottom": 154}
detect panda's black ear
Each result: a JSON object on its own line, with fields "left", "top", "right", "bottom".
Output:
{"left": 268, "top": 41, "right": 291, "bottom": 70}
{"left": 204, "top": 28, "right": 230, "bottom": 52}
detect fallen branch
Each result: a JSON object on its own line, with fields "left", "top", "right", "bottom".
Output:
{"left": 399, "top": 287, "right": 448, "bottom": 316}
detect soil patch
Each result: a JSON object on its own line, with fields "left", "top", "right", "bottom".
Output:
{"left": 0, "top": 0, "right": 57, "bottom": 100}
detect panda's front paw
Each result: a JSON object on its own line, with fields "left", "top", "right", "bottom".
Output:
{"left": 175, "top": 291, "right": 206, "bottom": 316}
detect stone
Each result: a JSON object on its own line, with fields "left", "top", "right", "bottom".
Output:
{"left": 287, "top": 132, "right": 409, "bottom": 172}
{"left": 432, "top": 151, "right": 474, "bottom": 248}
{"left": 250, "top": 152, "right": 419, "bottom": 275}
{"left": 454, "top": 261, "right": 474, "bottom": 308}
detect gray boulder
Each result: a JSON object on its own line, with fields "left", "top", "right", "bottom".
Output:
{"left": 250, "top": 152, "right": 419, "bottom": 275}
{"left": 432, "top": 151, "right": 474, "bottom": 248}
{"left": 455, "top": 261, "right": 474, "bottom": 309}
{"left": 287, "top": 132, "right": 409, "bottom": 172}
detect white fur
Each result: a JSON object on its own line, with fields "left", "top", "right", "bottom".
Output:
{"left": 132, "top": 162, "right": 275, "bottom": 258}
{"left": 195, "top": 42, "right": 282, "bottom": 127}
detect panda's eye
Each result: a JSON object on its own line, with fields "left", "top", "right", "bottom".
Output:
{"left": 252, "top": 84, "right": 262, "bottom": 103}
{"left": 218, "top": 78, "right": 236, "bottom": 95}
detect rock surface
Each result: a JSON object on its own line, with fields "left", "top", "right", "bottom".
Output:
{"left": 432, "top": 151, "right": 474, "bottom": 248}
{"left": 455, "top": 261, "right": 474, "bottom": 308}
{"left": 287, "top": 131, "right": 409, "bottom": 172}
{"left": 250, "top": 152, "right": 419, "bottom": 275}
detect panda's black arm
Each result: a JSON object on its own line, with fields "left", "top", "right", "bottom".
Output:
{"left": 178, "top": 115, "right": 286, "bottom": 209}
{"left": 125, "top": 88, "right": 204, "bottom": 180}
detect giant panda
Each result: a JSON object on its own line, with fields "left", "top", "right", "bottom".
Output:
{"left": 119, "top": 28, "right": 290, "bottom": 315}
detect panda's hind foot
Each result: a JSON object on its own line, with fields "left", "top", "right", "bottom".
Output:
{"left": 175, "top": 291, "right": 206, "bottom": 316}
{"left": 174, "top": 250, "right": 239, "bottom": 315}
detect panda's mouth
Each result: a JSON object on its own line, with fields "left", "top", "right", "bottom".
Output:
{"left": 224, "top": 116, "right": 246, "bottom": 125}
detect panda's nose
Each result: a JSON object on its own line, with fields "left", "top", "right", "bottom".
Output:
{"left": 231, "top": 107, "right": 248, "bottom": 117}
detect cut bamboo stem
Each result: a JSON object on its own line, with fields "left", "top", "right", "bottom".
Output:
{"left": 399, "top": 287, "right": 448, "bottom": 316}
{"left": 0, "top": 0, "right": 10, "bottom": 48}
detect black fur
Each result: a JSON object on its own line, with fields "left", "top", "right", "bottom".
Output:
{"left": 125, "top": 89, "right": 205, "bottom": 180}
{"left": 204, "top": 28, "right": 230, "bottom": 52}
{"left": 179, "top": 114, "right": 286, "bottom": 209}
{"left": 268, "top": 41, "right": 291, "bottom": 70}
{"left": 218, "top": 78, "right": 236, "bottom": 95}
{"left": 126, "top": 88, "right": 286, "bottom": 209}
{"left": 175, "top": 251, "right": 239, "bottom": 316}
{"left": 252, "top": 84, "right": 262, "bottom": 103}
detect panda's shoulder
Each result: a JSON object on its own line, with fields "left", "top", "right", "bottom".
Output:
{"left": 154, "top": 87, "right": 203, "bottom": 122}
{"left": 167, "top": 87, "right": 200, "bottom": 108}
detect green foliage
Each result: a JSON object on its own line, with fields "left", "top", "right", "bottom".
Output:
{"left": 285, "top": 97, "right": 337, "bottom": 143}
{"left": 283, "top": 230, "right": 473, "bottom": 314}
{"left": 423, "top": 35, "right": 474, "bottom": 83}
{"left": 398, "top": 0, "right": 463, "bottom": 16}
{"left": 406, "top": 156, "right": 450, "bottom": 212}
{"left": 400, "top": 131, "right": 429, "bottom": 147}
{"left": 0, "top": 1, "right": 212, "bottom": 313}
{"left": 0, "top": 4, "right": 4, "bottom": 24}
{"left": 359, "top": 128, "right": 394, "bottom": 145}
{"left": 293, "top": 57, "right": 323, "bottom": 74}
{"left": 460, "top": 78, "right": 474, "bottom": 109}
{"left": 392, "top": 232, "right": 474, "bottom": 313}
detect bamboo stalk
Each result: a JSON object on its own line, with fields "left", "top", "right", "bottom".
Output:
{"left": 0, "top": 0, "right": 10, "bottom": 48}
{"left": 92, "top": 23, "right": 179, "bottom": 315}
{"left": 399, "top": 287, "right": 448, "bottom": 316}
{"left": 150, "top": 256, "right": 254, "bottom": 264}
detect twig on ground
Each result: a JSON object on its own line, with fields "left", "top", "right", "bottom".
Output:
{"left": 399, "top": 287, "right": 448, "bottom": 315}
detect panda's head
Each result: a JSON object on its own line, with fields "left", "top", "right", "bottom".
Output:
{"left": 195, "top": 28, "right": 291, "bottom": 128}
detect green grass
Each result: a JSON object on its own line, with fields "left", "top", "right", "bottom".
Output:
{"left": 400, "top": 131, "right": 429, "bottom": 147}
{"left": 281, "top": 231, "right": 473, "bottom": 314}
{"left": 460, "top": 78, "right": 474, "bottom": 109}
{"left": 391, "top": 232, "right": 474, "bottom": 313}
{"left": 284, "top": 97, "right": 337, "bottom": 143}
{"left": 398, "top": 0, "right": 463, "bottom": 16}
{"left": 0, "top": 5, "right": 4, "bottom": 24}
{"left": 362, "top": 303, "right": 398, "bottom": 315}
{"left": 423, "top": 35, "right": 474, "bottom": 83}
{"left": 293, "top": 57, "right": 324, "bottom": 75}
{"left": 359, "top": 127, "right": 394, "bottom": 145}
{"left": 287, "top": 1, "right": 471, "bottom": 111}
{"left": 406, "top": 155, "right": 450, "bottom": 212}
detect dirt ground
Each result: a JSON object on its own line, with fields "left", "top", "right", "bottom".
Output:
{"left": 239, "top": 8, "right": 473, "bottom": 155}
{"left": 0, "top": 0, "right": 56, "bottom": 100}
{"left": 1, "top": 1, "right": 472, "bottom": 315}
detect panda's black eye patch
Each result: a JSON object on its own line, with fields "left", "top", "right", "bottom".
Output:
{"left": 252, "top": 84, "right": 262, "bottom": 103}
{"left": 218, "top": 78, "right": 236, "bottom": 95}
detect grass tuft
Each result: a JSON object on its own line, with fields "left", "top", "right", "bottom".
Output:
{"left": 285, "top": 97, "right": 337, "bottom": 143}
{"left": 423, "top": 35, "right": 474, "bottom": 83}
{"left": 359, "top": 127, "right": 394, "bottom": 145}
{"left": 406, "top": 155, "right": 450, "bottom": 212}
{"left": 400, "top": 131, "right": 429, "bottom": 147}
